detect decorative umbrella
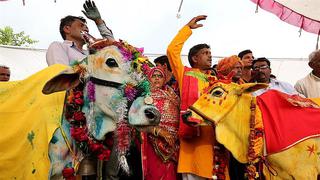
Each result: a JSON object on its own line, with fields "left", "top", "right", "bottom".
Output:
{"left": 252, "top": 0, "right": 320, "bottom": 48}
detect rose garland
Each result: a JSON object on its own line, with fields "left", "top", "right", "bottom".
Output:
{"left": 61, "top": 40, "right": 152, "bottom": 178}
{"left": 246, "top": 98, "right": 264, "bottom": 180}
{"left": 211, "top": 98, "right": 264, "bottom": 180}
{"left": 212, "top": 143, "right": 228, "bottom": 180}
{"left": 62, "top": 83, "right": 113, "bottom": 179}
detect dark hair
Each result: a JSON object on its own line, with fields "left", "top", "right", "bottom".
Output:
{"left": 252, "top": 57, "right": 271, "bottom": 67}
{"left": 238, "top": 49, "right": 252, "bottom": 59}
{"left": 0, "top": 65, "right": 9, "bottom": 70}
{"left": 59, "top": 16, "right": 86, "bottom": 40}
{"left": 188, "top": 43, "right": 210, "bottom": 67}
{"left": 212, "top": 64, "right": 217, "bottom": 69}
{"left": 153, "top": 55, "right": 172, "bottom": 72}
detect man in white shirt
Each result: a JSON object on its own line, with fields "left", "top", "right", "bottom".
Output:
{"left": 46, "top": 0, "right": 114, "bottom": 66}
{"left": 294, "top": 50, "right": 320, "bottom": 98}
{"left": 251, "top": 57, "right": 299, "bottom": 96}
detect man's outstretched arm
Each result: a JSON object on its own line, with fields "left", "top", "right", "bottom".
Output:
{"left": 166, "top": 15, "right": 207, "bottom": 90}
{"left": 82, "top": 0, "right": 114, "bottom": 40}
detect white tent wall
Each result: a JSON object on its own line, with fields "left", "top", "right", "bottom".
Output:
{"left": 0, "top": 45, "right": 47, "bottom": 80}
{"left": 0, "top": 45, "right": 311, "bottom": 85}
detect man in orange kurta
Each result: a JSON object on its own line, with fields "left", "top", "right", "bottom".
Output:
{"left": 167, "top": 16, "right": 230, "bottom": 179}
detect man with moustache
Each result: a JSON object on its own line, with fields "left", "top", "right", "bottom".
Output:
{"left": 295, "top": 49, "right": 320, "bottom": 98}
{"left": 216, "top": 55, "right": 244, "bottom": 84}
{"left": 46, "top": 0, "right": 114, "bottom": 66}
{"left": 167, "top": 15, "right": 231, "bottom": 180}
{"left": 251, "top": 57, "right": 298, "bottom": 96}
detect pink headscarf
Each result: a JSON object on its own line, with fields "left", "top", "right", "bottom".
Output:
{"left": 147, "top": 67, "right": 166, "bottom": 81}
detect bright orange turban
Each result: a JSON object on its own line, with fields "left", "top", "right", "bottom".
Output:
{"left": 216, "top": 55, "right": 243, "bottom": 76}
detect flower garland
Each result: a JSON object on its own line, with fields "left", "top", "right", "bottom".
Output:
{"left": 212, "top": 143, "right": 228, "bottom": 180}
{"left": 246, "top": 97, "right": 264, "bottom": 180}
{"left": 61, "top": 39, "right": 152, "bottom": 178}
{"left": 211, "top": 98, "right": 264, "bottom": 180}
{"left": 62, "top": 83, "right": 113, "bottom": 179}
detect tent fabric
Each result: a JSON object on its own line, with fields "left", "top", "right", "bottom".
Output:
{"left": 0, "top": 45, "right": 48, "bottom": 80}
{"left": 0, "top": 64, "right": 67, "bottom": 179}
{"left": 0, "top": 45, "right": 311, "bottom": 85}
{"left": 251, "top": 0, "right": 320, "bottom": 35}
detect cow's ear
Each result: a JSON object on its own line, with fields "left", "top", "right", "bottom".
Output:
{"left": 42, "top": 69, "right": 80, "bottom": 94}
{"left": 239, "top": 83, "right": 268, "bottom": 94}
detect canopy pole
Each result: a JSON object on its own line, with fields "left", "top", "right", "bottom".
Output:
{"left": 177, "top": 0, "right": 184, "bottom": 18}
{"left": 255, "top": 0, "right": 260, "bottom": 13}
{"left": 316, "top": 29, "right": 320, "bottom": 50}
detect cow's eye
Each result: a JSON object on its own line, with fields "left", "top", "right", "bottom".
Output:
{"left": 210, "top": 88, "right": 224, "bottom": 97}
{"left": 132, "top": 62, "right": 138, "bottom": 69}
{"left": 106, "top": 58, "right": 118, "bottom": 67}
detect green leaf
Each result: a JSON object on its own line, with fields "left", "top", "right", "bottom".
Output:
{"left": 185, "top": 71, "right": 208, "bottom": 82}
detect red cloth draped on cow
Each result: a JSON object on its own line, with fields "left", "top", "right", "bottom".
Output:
{"left": 256, "top": 90, "right": 320, "bottom": 154}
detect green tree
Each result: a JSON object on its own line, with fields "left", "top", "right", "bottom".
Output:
{"left": 0, "top": 26, "right": 38, "bottom": 47}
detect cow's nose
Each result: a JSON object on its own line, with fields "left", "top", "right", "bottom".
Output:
{"left": 182, "top": 111, "right": 201, "bottom": 126}
{"left": 144, "top": 108, "right": 160, "bottom": 124}
{"left": 182, "top": 111, "right": 192, "bottom": 123}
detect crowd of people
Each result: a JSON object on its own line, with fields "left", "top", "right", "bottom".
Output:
{"left": 1, "top": 0, "right": 320, "bottom": 179}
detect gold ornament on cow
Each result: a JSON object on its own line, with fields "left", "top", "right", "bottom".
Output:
{"left": 144, "top": 96, "right": 153, "bottom": 105}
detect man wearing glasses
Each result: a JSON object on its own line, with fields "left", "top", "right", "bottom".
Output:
{"left": 251, "top": 57, "right": 298, "bottom": 96}
{"left": 46, "top": 0, "right": 114, "bottom": 66}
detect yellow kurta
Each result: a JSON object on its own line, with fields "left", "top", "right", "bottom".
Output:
{"left": 167, "top": 26, "right": 215, "bottom": 178}
{"left": 0, "top": 64, "right": 67, "bottom": 179}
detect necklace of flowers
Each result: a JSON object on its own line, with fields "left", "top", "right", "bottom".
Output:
{"left": 62, "top": 82, "right": 113, "bottom": 179}
{"left": 211, "top": 142, "right": 228, "bottom": 180}
{"left": 246, "top": 97, "right": 264, "bottom": 180}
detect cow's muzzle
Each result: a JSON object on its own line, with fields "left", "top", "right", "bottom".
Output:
{"left": 144, "top": 108, "right": 161, "bottom": 125}
{"left": 182, "top": 110, "right": 202, "bottom": 127}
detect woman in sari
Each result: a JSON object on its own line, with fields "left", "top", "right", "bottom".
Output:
{"left": 142, "top": 67, "right": 180, "bottom": 180}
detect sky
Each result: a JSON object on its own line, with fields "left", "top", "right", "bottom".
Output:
{"left": 0, "top": 0, "right": 318, "bottom": 59}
